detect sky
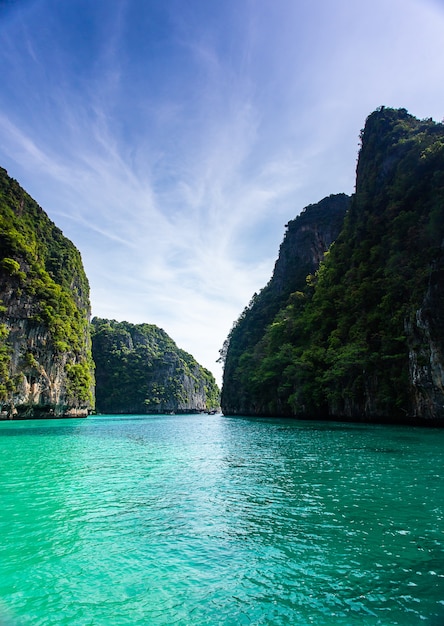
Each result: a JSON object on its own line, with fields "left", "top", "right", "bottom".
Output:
{"left": 1, "top": 0, "right": 444, "bottom": 385}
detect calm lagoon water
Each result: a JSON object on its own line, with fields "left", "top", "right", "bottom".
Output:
{"left": 0, "top": 413, "right": 443, "bottom": 625}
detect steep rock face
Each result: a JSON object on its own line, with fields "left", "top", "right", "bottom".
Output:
{"left": 91, "top": 318, "right": 220, "bottom": 414}
{"left": 221, "top": 108, "right": 444, "bottom": 424}
{"left": 326, "top": 107, "right": 444, "bottom": 422}
{"left": 405, "top": 259, "right": 444, "bottom": 419}
{"left": 0, "top": 168, "right": 94, "bottom": 418}
{"left": 272, "top": 194, "right": 351, "bottom": 296}
{"left": 220, "top": 194, "right": 350, "bottom": 415}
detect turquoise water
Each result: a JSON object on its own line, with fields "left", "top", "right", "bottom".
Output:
{"left": 0, "top": 414, "right": 443, "bottom": 625}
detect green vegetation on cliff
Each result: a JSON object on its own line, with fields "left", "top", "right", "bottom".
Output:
{"left": 221, "top": 108, "right": 444, "bottom": 423}
{"left": 221, "top": 193, "right": 350, "bottom": 415}
{"left": 92, "top": 318, "right": 220, "bottom": 414}
{"left": 0, "top": 167, "right": 94, "bottom": 416}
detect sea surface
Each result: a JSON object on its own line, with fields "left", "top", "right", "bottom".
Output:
{"left": 0, "top": 413, "right": 443, "bottom": 626}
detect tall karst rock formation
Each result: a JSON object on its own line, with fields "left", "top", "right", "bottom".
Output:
{"left": 0, "top": 168, "right": 94, "bottom": 418}
{"left": 221, "top": 193, "right": 350, "bottom": 415}
{"left": 221, "top": 108, "right": 444, "bottom": 424}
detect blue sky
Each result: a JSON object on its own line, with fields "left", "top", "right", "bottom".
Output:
{"left": 1, "top": 0, "right": 444, "bottom": 384}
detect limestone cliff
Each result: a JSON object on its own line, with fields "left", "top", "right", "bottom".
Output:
{"left": 221, "top": 108, "right": 444, "bottom": 424}
{"left": 91, "top": 318, "right": 220, "bottom": 414}
{"left": 406, "top": 261, "right": 444, "bottom": 419}
{"left": 0, "top": 168, "right": 94, "bottom": 418}
{"left": 220, "top": 194, "right": 349, "bottom": 415}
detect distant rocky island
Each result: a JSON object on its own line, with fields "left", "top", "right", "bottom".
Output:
{"left": 91, "top": 317, "right": 220, "bottom": 414}
{"left": 221, "top": 107, "right": 444, "bottom": 425}
{"left": 0, "top": 167, "right": 219, "bottom": 418}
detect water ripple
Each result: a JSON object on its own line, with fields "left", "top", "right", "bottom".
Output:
{"left": 0, "top": 415, "right": 443, "bottom": 625}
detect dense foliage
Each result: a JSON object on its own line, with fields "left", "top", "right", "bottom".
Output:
{"left": 221, "top": 193, "right": 350, "bottom": 414}
{"left": 0, "top": 167, "right": 94, "bottom": 411}
{"left": 221, "top": 108, "right": 444, "bottom": 422}
{"left": 92, "top": 318, "right": 220, "bottom": 414}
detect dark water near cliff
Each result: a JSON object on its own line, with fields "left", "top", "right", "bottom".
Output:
{"left": 0, "top": 414, "right": 443, "bottom": 625}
